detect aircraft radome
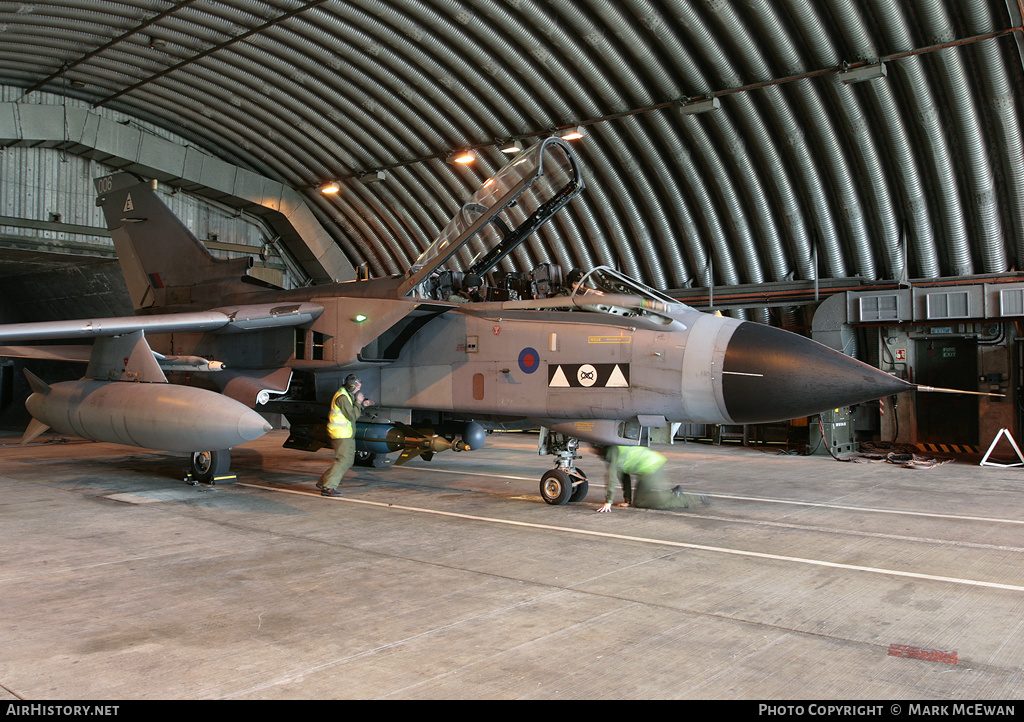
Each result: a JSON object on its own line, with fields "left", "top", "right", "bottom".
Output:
{"left": 0, "top": 138, "right": 913, "bottom": 502}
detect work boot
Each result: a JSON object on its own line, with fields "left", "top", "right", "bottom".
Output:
{"left": 670, "top": 486, "right": 690, "bottom": 509}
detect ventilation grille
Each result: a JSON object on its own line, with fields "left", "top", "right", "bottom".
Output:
{"left": 925, "top": 291, "right": 970, "bottom": 320}
{"left": 858, "top": 294, "right": 900, "bottom": 322}
{"left": 1000, "top": 287, "right": 1024, "bottom": 316}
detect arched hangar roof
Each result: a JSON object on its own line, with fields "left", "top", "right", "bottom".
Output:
{"left": 2, "top": 1, "right": 1024, "bottom": 310}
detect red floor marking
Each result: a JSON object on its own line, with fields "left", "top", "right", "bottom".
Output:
{"left": 888, "top": 644, "right": 958, "bottom": 665}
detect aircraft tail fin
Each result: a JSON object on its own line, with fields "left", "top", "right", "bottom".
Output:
{"left": 94, "top": 173, "right": 253, "bottom": 310}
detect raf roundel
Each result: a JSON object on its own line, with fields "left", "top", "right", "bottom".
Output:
{"left": 518, "top": 347, "right": 540, "bottom": 374}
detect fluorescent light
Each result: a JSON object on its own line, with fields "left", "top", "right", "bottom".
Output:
{"left": 839, "top": 61, "right": 886, "bottom": 84}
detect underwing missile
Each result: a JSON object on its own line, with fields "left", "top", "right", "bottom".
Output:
{"left": 154, "top": 354, "right": 226, "bottom": 372}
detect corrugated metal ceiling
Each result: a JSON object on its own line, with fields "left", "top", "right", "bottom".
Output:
{"left": 2, "top": 0, "right": 1024, "bottom": 322}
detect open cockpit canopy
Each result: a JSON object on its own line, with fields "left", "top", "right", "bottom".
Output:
{"left": 403, "top": 137, "right": 582, "bottom": 296}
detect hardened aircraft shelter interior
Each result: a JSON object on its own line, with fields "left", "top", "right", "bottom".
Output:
{"left": 2, "top": 0, "right": 1024, "bottom": 701}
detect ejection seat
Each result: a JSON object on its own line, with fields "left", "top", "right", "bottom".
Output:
{"left": 530, "top": 263, "right": 564, "bottom": 298}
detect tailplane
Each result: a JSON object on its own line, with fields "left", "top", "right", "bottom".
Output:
{"left": 94, "top": 173, "right": 255, "bottom": 310}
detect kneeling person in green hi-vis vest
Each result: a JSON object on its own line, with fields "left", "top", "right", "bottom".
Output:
{"left": 595, "top": 445, "right": 709, "bottom": 513}
{"left": 317, "top": 374, "right": 374, "bottom": 497}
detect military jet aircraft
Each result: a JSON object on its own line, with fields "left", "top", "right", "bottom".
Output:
{"left": 0, "top": 137, "right": 912, "bottom": 502}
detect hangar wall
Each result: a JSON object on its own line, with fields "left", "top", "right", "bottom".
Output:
{"left": 813, "top": 283, "right": 1023, "bottom": 453}
{"left": 0, "top": 87, "right": 352, "bottom": 287}
{"left": 0, "top": 145, "right": 275, "bottom": 269}
{"left": 869, "top": 322, "right": 1015, "bottom": 451}
{"left": 0, "top": 95, "right": 308, "bottom": 427}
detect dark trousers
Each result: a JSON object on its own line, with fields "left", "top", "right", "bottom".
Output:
{"left": 632, "top": 467, "right": 694, "bottom": 510}
{"left": 318, "top": 437, "right": 355, "bottom": 490}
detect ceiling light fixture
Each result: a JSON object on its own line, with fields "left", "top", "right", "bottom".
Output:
{"left": 679, "top": 97, "right": 720, "bottom": 115}
{"left": 838, "top": 61, "right": 887, "bottom": 84}
{"left": 560, "top": 126, "right": 584, "bottom": 140}
{"left": 499, "top": 140, "right": 524, "bottom": 154}
{"left": 447, "top": 150, "right": 475, "bottom": 164}
{"left": 319, "top": 181, "right": 341, "bottom": 194}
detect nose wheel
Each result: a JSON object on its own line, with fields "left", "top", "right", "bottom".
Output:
{"left": 537, "top": 428, "right": 589, "bottom": 504}
{"left": 539, "top": 468, "right": 589, "bottom": 505}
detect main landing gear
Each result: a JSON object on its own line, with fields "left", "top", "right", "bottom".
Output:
{"left": 537, "top": 429, "right": 589, "bottom": 505}
{"left": 185, "top": 449, "right": 235, "bottom": 485}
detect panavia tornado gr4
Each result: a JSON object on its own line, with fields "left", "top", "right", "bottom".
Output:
{"left": 0, "top": 138, "right": 912, "bottom": 502}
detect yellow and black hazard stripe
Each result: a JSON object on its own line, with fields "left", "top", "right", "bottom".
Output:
{"left": 915, "top": 442, "right": 980, "bottom": 454}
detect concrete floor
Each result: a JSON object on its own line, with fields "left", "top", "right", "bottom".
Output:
{"left": 2, "top": 428, "right": 1024, "bottom": 700}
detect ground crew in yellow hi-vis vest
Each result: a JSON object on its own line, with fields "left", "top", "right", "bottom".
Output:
{"left": 317, "top": 374, "right": 373, "bottom": 497}
{"left": 595, "top": 445, "right": 709, "bottom": 513}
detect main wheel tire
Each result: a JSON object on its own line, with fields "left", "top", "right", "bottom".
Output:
{"left": 540, "top": 469, "right": 573, "bottom": 505}
{"left": 354, "top": 449, "right": 378, "bottom": 467}
{"left": 190, "top": 450, "right": 231, "bottom": 484}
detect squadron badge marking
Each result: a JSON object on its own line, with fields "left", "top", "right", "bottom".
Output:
{"left": 548, "top": 363, "right": 630, "bottom": 388}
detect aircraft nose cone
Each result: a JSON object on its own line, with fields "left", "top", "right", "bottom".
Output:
{"left": 721, "top": 321, "right": 911, "bottom": 424}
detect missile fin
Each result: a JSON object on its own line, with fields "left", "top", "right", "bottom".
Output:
{"left": 393, "top": 448, "right": 422, "bottom": 466}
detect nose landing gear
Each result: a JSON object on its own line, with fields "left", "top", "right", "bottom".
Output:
{"left": 539, "top": 467, "right": 589, "bottom": 505}
{"left": 538, "top": 429, "right": 589, "bottom": 505}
